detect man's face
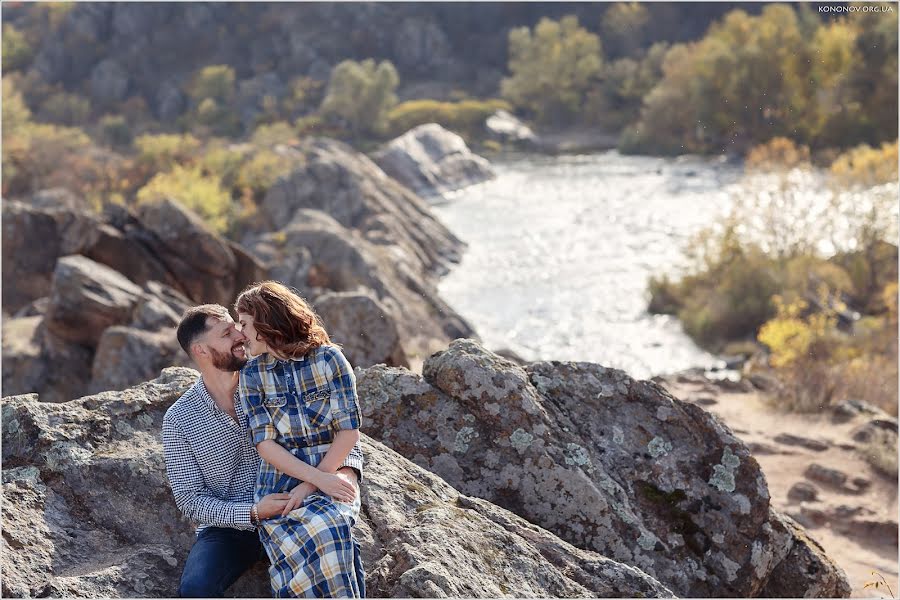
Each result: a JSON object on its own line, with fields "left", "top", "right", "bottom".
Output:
{"left": 199, "top": 316, "right": 249, "bottom": 372}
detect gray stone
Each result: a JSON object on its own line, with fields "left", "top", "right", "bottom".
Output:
{"left": 44, "top": 255, "right": 143, "bottom": 348}
{"left": 373, "top": 123, "right": 495, "bottom": 198}
{"left": 804, "top": 463, "right": 848, "bottom": 488}
{"left": 315, "top": 290, "right": 408, "bottom": 368}
{"left": 787, "top": 481, "right": 819, "bottom": 503}
{"left": 2, "top": 368, "right": 675, "bottom": 599}
{"left": 357, "top": 339, "right": 851, "bottom": 597}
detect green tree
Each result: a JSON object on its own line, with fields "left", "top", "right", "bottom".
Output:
{"left": 600, "top": 3, "right": 650, "bottom": 58}
{"left": 2, "top": 25, "right": 34, "bottom": 71}
{"left": 320, "top": 59, "right": 399, "bottom": 137}
{"left": 501, "top": 16, "right": 603, "bottom": 126}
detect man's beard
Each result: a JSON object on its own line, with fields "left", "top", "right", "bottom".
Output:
{"left": 209, "top": 345, "right": 247, "bottom": 372}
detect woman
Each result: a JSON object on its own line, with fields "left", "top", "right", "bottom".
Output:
{"left": 235, "top": 280, "right": 365, "bottom": 598}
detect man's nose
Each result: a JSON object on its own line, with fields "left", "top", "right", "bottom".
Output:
{"left": 235, "top": 331, "right": 248, "bottom": 342}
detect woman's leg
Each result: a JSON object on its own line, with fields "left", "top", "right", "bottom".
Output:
{"left": 178, "top": 527, "right": 263, "bottom": 597}
{"left": 263, "top": 493, "right": 364, "bottom": 598}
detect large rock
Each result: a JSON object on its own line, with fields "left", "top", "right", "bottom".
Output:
{"left": 356, "top": 339, "right": 851, "bottom": 597}
{"left": 2, "top": 200, "right": 64, "bottom": 313}
{"left": 2, "top": 368, "right": 674, "bottom": 598}
{"left": 373, "top": 123, "right": 495, "bottom": 198}
{"left": 246, "top": 139, "right": 478, "bottom": 359}
{"left": 315, "top": 290, "right": 408, "bottom": 368}
{"left": 1, "top": 316, "right": 46, "bottom": 398}
{"left": 44, "top": 255, "right": 144, "bottom": 348}
{"left": 89, "top": 326, "right": 185, "bottom": 394}
{"left": 135, "top": 198, "right": 238, "bottom": 305}
{"left": 485, "top": 110, "right": 539, "bottom": 148}
{"left": 248, "top": 211, "right": 473, "bottom": 363}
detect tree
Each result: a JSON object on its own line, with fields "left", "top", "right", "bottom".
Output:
{"left": 600, "top": 3, "right": 650, "bottom": 58}
{"left": 320, "top": 59, "right": 399, "bottom": 137}
{"left": 501, "top": 16, "right": 602, "bottom": 126}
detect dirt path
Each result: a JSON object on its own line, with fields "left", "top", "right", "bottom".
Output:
{"left": 661, "top": 376, "right": 898, "bottom": 598}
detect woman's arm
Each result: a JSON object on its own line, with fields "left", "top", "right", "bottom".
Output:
{"left": 315, "top": 429, "right": 361, "bottom": 474}
{"left": 256, "top": 440, "right": 356, "bottom": 502}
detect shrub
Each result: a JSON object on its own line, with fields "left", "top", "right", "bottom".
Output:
{"left": 2, "top": 24, "right": 33, "bottom": 71}
{"left": 387, "top": 98, "right": 511, "bottom": 139}
{"left": 235, "top": 149, "right": 296, "bottom": 197}
{"left": 98, "top": 114, "right": 133, "bottom": 147}
{"left": 136, "top": 165, "right": 232, "bottom": 233}
{"left": 829, "top": 140, "right": 899, "bottom": 187}
{"left": 250, "top": 121, "right": 298, "bottom": 146}
{"left": 320, "top": 59, "right": 399, "bottom": 137}
{"left": 501, "top": 16, "right": 602, "bottom": 126}
{"left": 745, "top": 137, "right": 811, "bottom": 171}
{"left": 39, "top": 91, "right": 92, "bottom": 126}
{"left": 133, "top": 133, "right": 201, "bottom": 173}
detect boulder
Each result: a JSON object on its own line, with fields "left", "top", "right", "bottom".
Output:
{"left": 136, "top": 198, "right": 238, "bottom": 305}
{"left": 44, "top": 255, "right": 143, "bottom": 348}
{"left": 89, "top": 326, "right": 185, "bottom": 394}
{"left": 2, "top": 200, "right": 64, "bottom": 313}
{"left": 356, "top": 339, "right": 851, "bottom": 597}
{"left": 372, "top": 123, "right": 495, "bottom": 198}
{"left": 247, "top": 206, "right": 474, "bottom": 361}
{"left": 485, "top": 110, "right": 539, "bottom": 148}
{"left": 1, "top": 316, "right": 46, "bottom": 399}
{"left": 315, "top": 290, "right": 408, "bottom": 368}
{"left": 2, "top": 368, "right": 674, "bottom": 598}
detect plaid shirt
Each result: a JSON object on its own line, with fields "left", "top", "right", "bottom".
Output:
{"left": 239, "top": 344, "right": 363, "bottom": 501}
{"left": 162, "top": 375, "right": 363, "bottom": 532}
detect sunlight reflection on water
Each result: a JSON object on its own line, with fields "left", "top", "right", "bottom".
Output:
{"left": 432, "top": 151, "right": 898, "bottom": 380}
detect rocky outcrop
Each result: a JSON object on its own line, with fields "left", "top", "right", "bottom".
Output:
{"left": 315, "top": 290, "right": 408, "bottom": 368}
{"left": 2, "top": 368, "right": 674, "bottom": 598}
{"left": 44, "top": 255, "right": 144, "bottom": 348}
{"left": 485, "top": 110, "right": 539, "bottom": 148}
{"left": 356, "top": 339, "right": 851, "bottom": 597}
{"left": 373, "top": 123, "right": 495, "bottom": 198}
{"left": 244, "top": 138, "right": 476, "bottom": 361}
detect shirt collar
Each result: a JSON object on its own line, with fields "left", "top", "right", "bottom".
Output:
{"left": 258, "top": 352, "right": 282, "bottom": 371}
{"left": 196, "top": 377, "right": 241, "bottom": 414}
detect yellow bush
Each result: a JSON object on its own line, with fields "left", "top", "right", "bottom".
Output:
{"left": 387, "top": 98, "right": 511, "bottom": 139}
{"left": 235, "top": 150, "right": 296, "bottom": 196}
{"left": 134, "top": 133, "right": 201, "bottom": 172}
{"left": 745, "top": 137, "right": 811, "bottom": 171}
{"left": 830, "top": 140, "right": 899, "bottom": 187}
{"left": 250, "top": 121, "right": 298, "bottom": 146}
{"left": 136, "top": 165, "right": 232, "bottom": 233}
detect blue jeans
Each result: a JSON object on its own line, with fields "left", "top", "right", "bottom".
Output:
{"left": 178, "top": 527, "right": 264, "bottom": 597}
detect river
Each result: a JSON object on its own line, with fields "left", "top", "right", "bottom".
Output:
{"left": 431, "top": 151, "right": 889, "bottom": 380}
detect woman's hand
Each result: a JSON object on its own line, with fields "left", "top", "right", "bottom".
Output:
{"left": 311, "top": 471, "right": 357, "bottom": 503}
{"left": 281, "top": 482, "right": 316, "bottom": 516}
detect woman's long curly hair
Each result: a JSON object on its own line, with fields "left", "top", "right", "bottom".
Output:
{"left": 234, "top": 281, "right": 331, "bottom": 360}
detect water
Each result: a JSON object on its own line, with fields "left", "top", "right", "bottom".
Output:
{"left": 431, "top": 152, "right": 745, "bottom": 380}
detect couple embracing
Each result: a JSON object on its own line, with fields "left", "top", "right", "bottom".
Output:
{"left": 163, "top": 281, "right": 365, "bottom": 598}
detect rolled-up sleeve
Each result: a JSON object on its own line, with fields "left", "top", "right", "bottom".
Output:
{"left": 323, "top": 347, "right": 362, "bottom": 431}
{"left": 239, "top": 364, "right": 278, "bottom": 446}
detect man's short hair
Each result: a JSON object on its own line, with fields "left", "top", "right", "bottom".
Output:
{"left": 176, "top": 304, "right": 231, "bottom": 357}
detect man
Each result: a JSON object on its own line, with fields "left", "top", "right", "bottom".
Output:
{"left": 163, "top": 304, "right": 363, "bottom": 597}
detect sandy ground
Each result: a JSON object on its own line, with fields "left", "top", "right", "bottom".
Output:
{"left": 661, "top": 376, "right": 899, "bottom": 598}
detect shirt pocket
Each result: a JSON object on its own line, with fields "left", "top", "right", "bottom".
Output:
{"left": 302, "top": 388, "right": 333, "bottom": 429}
{"left": 262, "top": 391, "right": 288, "bottom": 408}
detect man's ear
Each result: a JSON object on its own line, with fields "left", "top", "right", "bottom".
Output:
{"left": 191, "top": 342, "right": 208, "bottom": 359}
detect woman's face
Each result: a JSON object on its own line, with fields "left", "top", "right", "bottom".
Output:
{"left": 237, "top": 312, "right": 269, "bottom": 357}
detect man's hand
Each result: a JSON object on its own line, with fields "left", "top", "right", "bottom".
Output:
{"left": 256, "top": 493, "right": 291, "bottom": 520}
{"left": 281, "top": 482, "right": 316, "bottom": 516}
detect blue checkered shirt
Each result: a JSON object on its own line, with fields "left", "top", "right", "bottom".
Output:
{"left": 239, "top": 344, "right": 363, "bottom": 501}
{"left": 162, "top": 376, "right": 364, "bottom": 532}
